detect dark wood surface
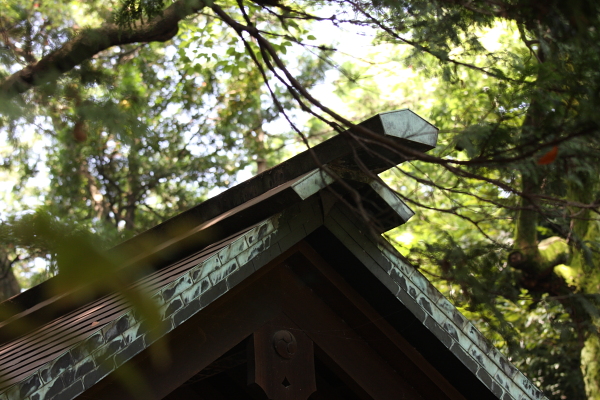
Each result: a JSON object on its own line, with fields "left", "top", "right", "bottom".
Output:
{"left": 305, "top": 226, "right": 499, "bottom": 400}
{"left": 280, "top": 266, "right": 425, "bottom": 400}
{"left": 289, "top": 242, "right": 466, "bottom": 400}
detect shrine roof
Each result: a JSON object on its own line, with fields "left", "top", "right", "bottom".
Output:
{"left": 0, "top": 110, "right": 545, "bottom": 400}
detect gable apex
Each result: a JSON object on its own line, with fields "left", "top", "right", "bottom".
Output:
{"left": 0, "top": 195, "right": 546, "bottom": 400}
{"left": 0, "top": 110, "right": 545, "bottom": 400}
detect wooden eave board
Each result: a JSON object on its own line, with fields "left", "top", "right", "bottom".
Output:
{"left": 109, "top": 109, "right": 437, "bottom": 266}
{"left": 0, "top": 226, "right": 252, "bottom": 392}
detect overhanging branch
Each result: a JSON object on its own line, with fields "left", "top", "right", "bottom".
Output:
{"left": 0, "top": 0, "right": 208, "bottom": 99}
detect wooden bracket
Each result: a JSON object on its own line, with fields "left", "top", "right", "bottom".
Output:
{"left": 248, "top": 313, "right": 316, "bottom": 400}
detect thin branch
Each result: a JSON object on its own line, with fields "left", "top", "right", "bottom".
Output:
{"left": 344, "top": 0, "right": 525, "bottom": 84}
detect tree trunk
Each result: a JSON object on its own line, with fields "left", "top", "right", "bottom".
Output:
{"left": 256, "top": 127, "right": 267, "bottom": 174}
{"left": 515, "top": 172, "right": 542, "bottom": 266}
{"left": 568, "top": 173, "right": 600, "bottom": 400}
{"left": 124, "top": 138, "right": 141, "bottom": 231}
{"left": 0, "top": 253, "right": 20, "bottom": 302}
{"left": 512, "top": 89, "right": 591, "bottom": 397}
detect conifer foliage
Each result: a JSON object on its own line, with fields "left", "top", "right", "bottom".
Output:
{"left": 1, "top": 0, "right": 600, "bottom": 398}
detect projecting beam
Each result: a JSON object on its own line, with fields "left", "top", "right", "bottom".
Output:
{"left": 362, "top": 109, "right": 438, "bottom": 151}
{"left": 114, "top": 109, "right": 437, "bottom": 259}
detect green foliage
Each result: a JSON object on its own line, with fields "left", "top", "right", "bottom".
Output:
{"left": 114, "top": 0, "right": 166, "bottom": 27}
{"left": 2, "top": 0, "right": 600, "bottom": 397}
{"left": 0, "top": 1, "right": 330, "bottom": 284}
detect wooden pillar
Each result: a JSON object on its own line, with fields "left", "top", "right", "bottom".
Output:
{"left": 248, "top": 314, "right": 317, "bottom": 400}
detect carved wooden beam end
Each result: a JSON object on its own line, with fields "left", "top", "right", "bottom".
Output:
{"left": 249, "top": 314, "right": 316, "bottom": 400}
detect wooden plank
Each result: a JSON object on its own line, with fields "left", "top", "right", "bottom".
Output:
{"left": 312, "top": 346, "right": 372, "bottom": 400}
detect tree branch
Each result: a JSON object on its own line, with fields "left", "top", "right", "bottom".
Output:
{"left": 0, "top": 0, "right": 207, "bottom": 99}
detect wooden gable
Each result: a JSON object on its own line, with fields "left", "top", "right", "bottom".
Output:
{"left": 0, "top": 110, "right": 545, "bottom": 400}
